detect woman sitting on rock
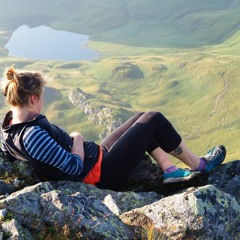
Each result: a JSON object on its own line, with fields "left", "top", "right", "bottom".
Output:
{"left": 1, "top": 66, "right": 226, "bottom": 190}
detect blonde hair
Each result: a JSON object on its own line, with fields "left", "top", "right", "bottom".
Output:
{"left": 2, "top": 66, "right": 46, "bottom": 106}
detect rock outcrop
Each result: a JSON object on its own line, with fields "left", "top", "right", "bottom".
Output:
{"left": 0, "top": 152, "right": 240, "bottom": 239}
{"left": 121, "top": 185, "right": 240, "bottom": 239}
{"left": 68, "top": 88, "right": 123, "bottom": 139}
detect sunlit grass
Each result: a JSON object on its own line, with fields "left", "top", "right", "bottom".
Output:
{"left": 1, "top": 47, "right": 240, "bottom": 162}
{"left": 1, "top": 1, "right": 240, "bottom": 162}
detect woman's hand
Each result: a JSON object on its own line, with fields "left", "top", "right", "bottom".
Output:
{"left": 70, "top": 132, "right": 85, "bottom": 161}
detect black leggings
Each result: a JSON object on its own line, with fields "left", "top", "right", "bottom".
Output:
{"left": 96, "top": 111, "right": 182, "bottom": 190}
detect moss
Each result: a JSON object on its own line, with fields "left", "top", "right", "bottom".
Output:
{"left": 32, "top": 224, "right": 83, "bottom": 240}
{"left": 5, "top": 211, "right": 14, "bottom": 221}
{"left": 3, "top": 231, "right": 12, "bottom": 240}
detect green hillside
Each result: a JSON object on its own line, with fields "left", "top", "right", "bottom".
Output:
{"left": 0, "top": 0, "right": 240, "bottom": 166}
{"left": 1, "top": 0, "right": 240, "bottom": 48}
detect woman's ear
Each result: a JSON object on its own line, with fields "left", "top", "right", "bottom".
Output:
{"left": 29, "top": 95, "right": 38, "bottom": 105}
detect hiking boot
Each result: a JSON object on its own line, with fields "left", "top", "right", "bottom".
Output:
{"left": 163, "top": 168, "right": 200, "bottom": 184}
{"left": 202, "top": 145, "right": 226, "bottom": 172}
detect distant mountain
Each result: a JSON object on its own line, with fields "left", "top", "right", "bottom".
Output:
{"left": 1, "top": 0, "right": 240, "bottom": 48}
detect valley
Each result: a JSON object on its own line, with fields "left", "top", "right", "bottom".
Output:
{"left": 0, "top": 0, "right": 240, "bottom": 165}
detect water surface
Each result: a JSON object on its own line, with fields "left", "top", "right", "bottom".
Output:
{"left": 5, "top": 25, "right": 99, "bottom": 61}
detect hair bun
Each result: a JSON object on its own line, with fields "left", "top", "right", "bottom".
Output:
{"left": 5, "top": 66, "right": 17, "bottom": 81}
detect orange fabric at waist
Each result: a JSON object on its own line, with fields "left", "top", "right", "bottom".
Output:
{"left": 82, "top": 145, "right": 103, "bottom": 185}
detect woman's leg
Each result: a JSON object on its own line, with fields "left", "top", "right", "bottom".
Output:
{"left": 151, "top": 147, "right": 176, "bottom": 171}
{"left": 96, "top": 111, "right": 226, "bottom": 190}
{"left": 100, "top": 112, "right": 144, "bottom": 151}
{"left": 169, "top": 141, "right": 200, "bottom": 169}
{"left": 150, "top": 141, "right": 200, "bottom": 170}
{"left": 100, "top": 112, "right": 181, "bottom": 171}
{"left": 101, "top": 112, "right": 177, "bottom": 173}
{"left": 97, "top": 111, "right": 184, "bottom": 190}
{"left": 100, "top": 111, "right": 184, "bottom": 171}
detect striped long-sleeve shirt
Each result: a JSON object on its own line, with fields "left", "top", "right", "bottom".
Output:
{"left": 1, "top": 111, "right": 101, "bottom": 181}
{"left": 22, "top": 126, "right": 84, "bottom": 176}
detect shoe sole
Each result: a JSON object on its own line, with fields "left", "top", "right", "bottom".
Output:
{"left": 163, "top": 171, "right": 201, "bottom": 184}
{"left": 163, "top": 172, "right": 209, "bottom": 193}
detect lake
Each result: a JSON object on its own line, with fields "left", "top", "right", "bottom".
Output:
{"left": 5, "top": 25, "right": 99, "bottom": 61}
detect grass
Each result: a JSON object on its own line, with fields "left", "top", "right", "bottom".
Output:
{"left": 1, "top": 46, "right": 240, "bottom": 162}
{"left": 1, "top": 1, "right": 240, "bottom": 164}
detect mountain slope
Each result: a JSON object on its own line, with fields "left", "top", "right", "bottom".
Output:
{"left": 0, "top": 1, "right": 240, "bottom": 163}
{"left": 1, "top": 0, "right": 240, "bottom": 48}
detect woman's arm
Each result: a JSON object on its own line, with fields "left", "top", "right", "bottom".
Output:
{"left": 23, "top": 126, "right": 84, "bottom": 176}
{"left": 70, "top": 132, "right": 84, "bottom": 161}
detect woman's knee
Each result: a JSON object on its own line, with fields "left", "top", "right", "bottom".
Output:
{"left": 143, "top": 111, "right": 165, "bottom": 122}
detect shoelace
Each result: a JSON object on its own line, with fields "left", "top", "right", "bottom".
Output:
{"left": 205, "top": 147, "right": 222, "bottom": 164}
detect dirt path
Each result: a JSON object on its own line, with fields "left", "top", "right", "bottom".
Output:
{"left": 208, "top": 71, "right": 229, "bottom": 119}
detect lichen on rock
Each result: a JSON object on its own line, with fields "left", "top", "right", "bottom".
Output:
{"left": 1, "top": 151, "right": 240, "bottom": 239}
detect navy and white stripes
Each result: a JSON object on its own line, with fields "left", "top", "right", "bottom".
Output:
{"left": 23, "top": 126, "right": 83, "bottom": 176}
